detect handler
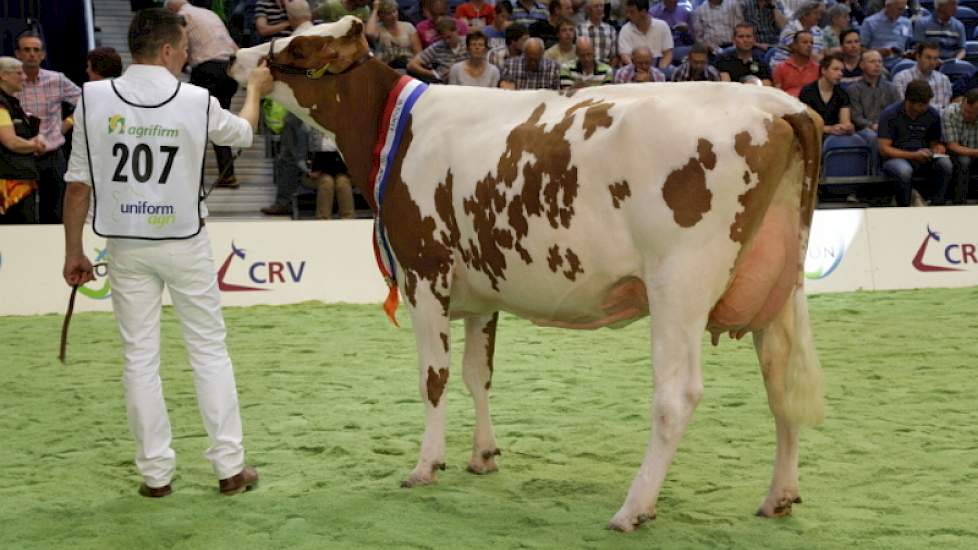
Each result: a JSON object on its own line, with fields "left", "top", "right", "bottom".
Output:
{"left": 61, "top": 8, "right": 273, "bottom": 497}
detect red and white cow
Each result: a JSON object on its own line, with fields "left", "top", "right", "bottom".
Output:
{"left": 230, "top": 17, "right": 825, "bottom": 530}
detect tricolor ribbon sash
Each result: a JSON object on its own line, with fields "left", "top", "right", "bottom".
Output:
{"left": 369, "top": 76, "right": 428, "bottom": 326}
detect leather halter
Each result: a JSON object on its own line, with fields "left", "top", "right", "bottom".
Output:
{"left": 265, "top": 37, "right": 372, "bottom": 79}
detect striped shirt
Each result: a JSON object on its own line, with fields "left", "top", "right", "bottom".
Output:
{"left": 177, "top": 3, "right": 237, "bottom": 67}
{"left": 501, "top": 56, "right": 561, "bottom": 89}
{"left": 511, "top": 0, "right": 549, "bottom": 27}
{"left": 15, "top": 68, "right": 80, "bottom": 152}
{"left": 577, "top": 20, "right": 618, "bottom": 64}
{"left": 694, "top": 1, "right": 743, "bottom": 49}
{"left": 671, "top": 60, "right": 721, "bottom": 81}
{"left": 740, "top": 0, "right": 785, "bottom": 46}
{"left": 254, "top": 0, "right": 291, "bottom": 39}
{"left": 418, "top": 40, "right": 470, "bottom": 81}
{"left": 559, "top": 60, "right": 614, "bottom": 88}
{"left": 892, "top": 66, "right": 953, "bottom": 110}
{"left": 613, "top": 64, "right": 667, "bottom": 83}
{"left": 942, "top": 102, "right": 978, "bottom": 147}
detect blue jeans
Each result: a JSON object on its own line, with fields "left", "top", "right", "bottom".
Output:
{"left": 951, "top": 154, "right": 975, "bottom": 204}
{"left": 881, "top": 156, "right": 952, "bottom": 206}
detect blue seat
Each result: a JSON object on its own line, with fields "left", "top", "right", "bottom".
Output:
{"left": 822, "top": 135, "right": 873, "bottom": 181}
{"left": 671, "top": 45, "right": 692, "bottom": 66}
{"left": 940, "top": 59, "right": 977, "bottom": 96}
{"left": 960, "top": 0, "right": 978, "bottom": 13}
{"left": 957, "top": 6, "right": 978, "bottom": 38}
{"left": 966, "top": 40, "right": 978, "bottom": 64}
{"left": 889, "top": 58, "right": 917, "bottom": 80}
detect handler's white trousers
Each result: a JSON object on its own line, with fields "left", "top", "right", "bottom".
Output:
{"left": 107, "top": 228, "right": 245, "bottom": 487}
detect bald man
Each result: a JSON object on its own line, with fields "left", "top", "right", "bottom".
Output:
{"left": 500, "top": 37, "right": 561, "bottom": 89}
{"left": 560, "top": 37, "right": 614, "bottom": 88}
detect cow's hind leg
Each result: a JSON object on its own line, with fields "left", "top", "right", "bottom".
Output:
{"left": 753, "top": 288, "right": 824, "bottom": 517}
{"left": 609, "top": 272, "right": 708, "bottom": 532}
{"left": 402, "top": 286, "right": 453, "bottom": 488}
{"left": 462, "top": 313, "right": 500, "bottom": 474}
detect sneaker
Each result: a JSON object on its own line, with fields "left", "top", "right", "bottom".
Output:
{"left": 260, "top": 203, "right": 292, "bottom": 216}
{"left": 214, "top": 175, "right": 238, "bottom": 188}
{"left": 219, "top": 466, "right": 258, "bottom": 495}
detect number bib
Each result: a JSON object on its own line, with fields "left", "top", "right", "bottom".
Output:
{"left": 83, "top": 80, "right": 210, "bottom": 239}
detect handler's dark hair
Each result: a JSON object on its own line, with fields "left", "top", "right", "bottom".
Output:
{"left": 87, "top": 47, "right": 123, "bottom": 79}
{"left": 905, "top": 79, "right": 935, "bottom": 104}
{"left": 625, "top": 0, "right": 650, "bottom": 12}
{"left": 128, "top": 8, "right": 186, "bottom": 60}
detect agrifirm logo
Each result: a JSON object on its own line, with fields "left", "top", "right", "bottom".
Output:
{"left": 79, "top": 248, "right": 111, "bottom": 300}
{"left": 120, "top": 201, "right": 176, "bottom": 227}
{"left": 911, "top": 225, "right": 976, "bottom": 272}
{"left": 107, "top": 114, "right": 179, "bottom": 138}
{"left": 217, "top": 241, "right": 307, "bottom": 292}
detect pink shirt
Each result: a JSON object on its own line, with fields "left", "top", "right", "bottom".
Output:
{"left": 178, "top": 4, "right": 238, "bottom": 67}
{"left": 15, "top": 68, "right": 80, "bottom": 152}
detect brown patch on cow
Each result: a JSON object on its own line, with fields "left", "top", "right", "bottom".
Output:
{"left": 609, "top": 180, "right": 631, "bottom": 209}
{"left": 563, "top": 248, "right": 584, "bottom": 281}
{"left": 559, "top": 87, "right": 580, "bottom": 98}
{"left": 661, "top": 139, "right": 716, "bottom": 228}
{"left": 426, "top": 366, "right": 449, "bottom": 407}
{"left": 547, "top": 244, "right": 564, "bottom": 273}
{"left": 483, "top": 313, "right": 498, "bottom": 390}
{"left": 729, "top": 119, "right": 794, "bottom": 244}
{"left": 440, "top": 332, "right": 449, "bottom": 353}
{"left": 460, "top": 175, "right": 514, "bottom": 290}
{"left": 565, "top": 98, "right": 615, "bottom": 139}
{"left": 783, "top": 110, "right": 823, "bottom": 232}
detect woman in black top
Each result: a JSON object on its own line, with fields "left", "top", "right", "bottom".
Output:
{"left": 0, "top": 56, "right": 45, "bottom": 223}
{"left": 798, "top": 53, "right": 855, "bottom": 136}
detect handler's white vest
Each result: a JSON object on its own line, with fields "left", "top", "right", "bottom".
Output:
{"left": 83, "top": 80, "right": 209, "bottom": 239}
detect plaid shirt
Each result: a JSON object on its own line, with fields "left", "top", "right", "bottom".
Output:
{"left": 560, "top": 61, "right": 614, "bottom": 88}
{"left": 511, "top": 0, "right": 549, "bottom": 27}
{"left": 942, "top": 102, "right": 978, "bottom": 147}
{"left": 15, "top": 68, "right": 80, "bottom": 152}
{"left": 418, "top": 40, "right": 470, "bottom": 81}
{"left": 892, "top": 66, "right": 953, "bottom": 110}
{"left": 671, "top": 61, "right": 721, "bottom": 81}
{"left": 740, "top": 0, "right": 785, "bottom": 46}
{"left": 694, "top": 1, "right": 743, "bottom": 49}
{"left": 501, "top": 56, "right": 561, "bottom": 89}
{"left": 613, "top": 64, "right": 667, "bottom": 83}
{"left": 577, "top": 20, "right": 618, "bottom": 64}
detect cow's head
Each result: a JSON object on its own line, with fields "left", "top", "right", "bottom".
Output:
{"left": 228, "top": 16, "right": 370, "bottom": 137}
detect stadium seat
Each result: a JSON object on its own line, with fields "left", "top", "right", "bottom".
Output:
{"left": 822, "top": 134, "right": 873, "bottom": 181}
{"left": 940, "top": 59, "right": 977, "bottom": 97}
{"left": 889, "top": 58, "right": 917, "bottom": 79}
{"left": 966, "top": 41, "right": 978, "bottom": 64}
{"left": 960, "top": 0, "right": 978, "bottom": 13}
{"left": 672, "top": 45, "right": 691, "bottom": 66}
{"left": 958, "top": 6, "right": 978, "bottom": 38}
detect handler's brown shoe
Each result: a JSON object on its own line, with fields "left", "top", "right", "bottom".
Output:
{"left": 219, "top": 466, "right": 259, "bottom": 495}
{"left": 138, "top": 483, "right": 172, "bottom": 498}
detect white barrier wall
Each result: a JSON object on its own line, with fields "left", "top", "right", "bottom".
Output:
{"left": 1, "top": 208, "right": 976, "bottom": 316}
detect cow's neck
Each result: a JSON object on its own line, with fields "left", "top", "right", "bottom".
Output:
{"left": 312, "top": 59, "right": 401, "bottom": 212}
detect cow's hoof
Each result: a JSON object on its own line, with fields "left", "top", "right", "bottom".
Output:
{"left": 466, "top": 449, "right": 500, "bottom": 475}
{"left": 756, "top": 497, "right": 796, "bottom": 518}
{"left": 607, "top": 509, "right": 655, "bottom": 532}
{"left": 400, "top": 463, "right": 445, "bottom": 488}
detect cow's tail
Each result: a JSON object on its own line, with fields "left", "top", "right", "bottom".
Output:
{"left": 778, "top": 108, "right": 824, "bottom": 428}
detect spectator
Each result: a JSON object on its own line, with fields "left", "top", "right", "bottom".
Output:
{"left": 512, "top": 0, "right": 550, "bottom": 27}
{"left": 366, "top": 0, "right": 423, "bottom": 69}
{"left": 799, "top": 53, "right": 854, "bottom": 135}
{"left": 165, "top": 0, "right": 241, "bottom": 189}
{"left": 456, "top": 0, "right": 495, "bottom": 30}
{"left": 500, "top": 37, "right": 561, "bottom": 89}
{"left": 740, "top": 0, "right": 788, "bottom": 50}
{"left": 560, "top": 37, "right": 613, "bottom": 87}
{"left": 318, "top": 0, "right": 372, "bottom": 23}
{"left": 531, "top": 0, "right": 575, "bottom": 49}
{"left": 671, "top": 41, "right": 721, "bottom": 81}
{"left": 771, "top": 1, "right": 825, "bottom": 67}
{"left": 306, "top": 141, "right": 356, "bottom": 219}
{"left": 409, "top": 17, "right": 470, "bottom": 82}
{"left": 651, "top": 0, "right": 695, "bottom": 48}
{"left": 717, "top": 23, "right": 772, "bottom": 84}
{"left": 489, "top": 23, "right": 530, "bottom": 67}
{"left": 417, "top": 0, "right": 470, "bottom": 48}
{"left": 892, "top": 41, "right": 953, "bottom": 110}
{"left": 0, "top": 57, "right": 45, "bottom": 224}
{"left": 85, "top": 48, "right": 123, "bottom": 81}
{"left": 693, "top": 0, "right": 742, "bottom": 54}
{"left": 847, "top": 49, "right": 902, "bottom": 133}
{"left": 619, "top": 0, "right": 674, "bottom": 69}
{"left": 14, "top": 30, "right": 80, "bottom": 224}
{"left": 484, "top": 1, "right": 514, "bottom": 49}
{"left": 913, "top": 0, "right": 966, "bottom": 62}
{"left": 838, "top": 29, "right": 862, "bottom": 85}
{"left": 448, "top": 30, "right": 502, "bottom": 85}
{"left": 772, "top": 29, "right": 817, "bottom": 96}
{"left": 545, "top": 18, "right": 579, "bottom": 65}
{"left": 821, "top": 2, "right": 850, "bottom": 55}
{"left": 878, "top": 79, "right": 952, "bottom": 206}
{"left": 577, "top": 0, "right": 618, "bottom": 65}
{"left": 614, "top": 46, "right": 667, "bottom": 82}
{"left": 942, "top": 87, "right": 978, "bottom": 203}
{"left": 859, "top": 0, "right": 912, "bottom": 69}
{"left": 254, "top": 0, "right": 291, "bottom": 40}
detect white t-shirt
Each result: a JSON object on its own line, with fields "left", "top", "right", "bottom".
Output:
{"left": 617, "top": 18, "right": 675, "bottom": 59}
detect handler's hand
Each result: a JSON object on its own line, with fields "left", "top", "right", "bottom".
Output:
{"left": 63, "top": 254, "right": 95, "bottom": 287}
{"left": 248, "top": 62, "right": 275, "bottom": 96}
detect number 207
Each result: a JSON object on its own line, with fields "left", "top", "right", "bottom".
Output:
{"left": 111, "top": 143, "right": 179, "bottom": 184}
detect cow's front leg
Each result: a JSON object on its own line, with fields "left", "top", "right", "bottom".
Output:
{"left": 609, "top": 279, "right": 707, "bottom": 532}
{"left": 402, "top": 282, "right": 452, "bottom": 488}
{"left": 462, "top": 313, "right": 500, "bottom": 474}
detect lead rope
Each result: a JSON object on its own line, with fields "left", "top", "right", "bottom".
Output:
{"left": 59, "top": 262, "right": 107, "bottom": 365}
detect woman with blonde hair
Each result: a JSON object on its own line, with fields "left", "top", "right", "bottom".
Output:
{"left": 0, "top": 56, "right": 45, "bottom": 223}
{"left": 366, "top": 0, "right": 423, "bottom": 69}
